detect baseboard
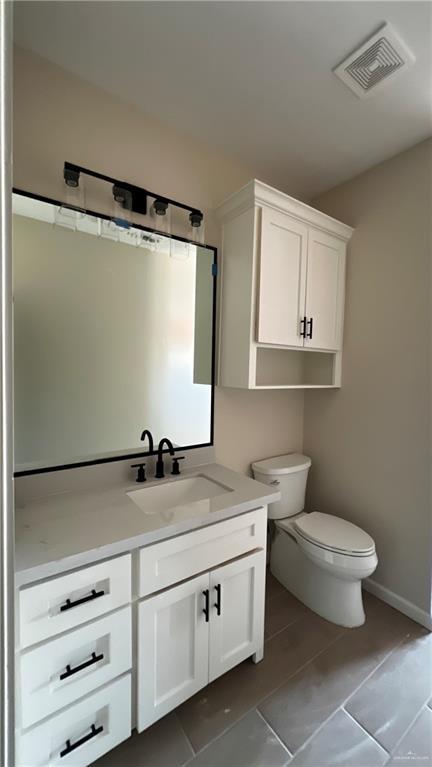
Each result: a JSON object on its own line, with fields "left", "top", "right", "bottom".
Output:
{"left": 364, "top": 578, "right": 432, "bottom": 632}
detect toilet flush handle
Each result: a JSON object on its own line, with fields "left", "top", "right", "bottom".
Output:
{"left": 270, "top": 479, "right": 280, "bottom": 486}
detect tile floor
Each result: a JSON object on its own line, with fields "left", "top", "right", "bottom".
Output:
{"left": 94, "top": 572, "right": 432, "bottom": 767}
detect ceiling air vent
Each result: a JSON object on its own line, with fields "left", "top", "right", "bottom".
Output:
{"left": 333, "top": 23, "right": 415, "bottom": 98}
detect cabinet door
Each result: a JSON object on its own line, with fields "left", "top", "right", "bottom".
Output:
{"left": 304, "top": 228, "right": 345, "bottom": 351}
{"left": 257, "top": 207, "right": 308, "bottom": 347}
{"left": 209, "top": 550, "right": 266, "bottom": 683}
{"left": 137, "top": 573, "right": 209, "bottom": 731}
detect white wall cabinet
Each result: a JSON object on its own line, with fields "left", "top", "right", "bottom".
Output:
{"left": 218, "top": 180, "right": 353, "bottom": 388}
{"left": 138, "top": 549, "right": 266, "bottom": 731}
{"left": 257, "top": 208, "right": 308, "bottom": 348}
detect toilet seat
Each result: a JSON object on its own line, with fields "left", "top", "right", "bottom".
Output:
{"left": 278, "top": 511, "right": 376, "bottom": 557}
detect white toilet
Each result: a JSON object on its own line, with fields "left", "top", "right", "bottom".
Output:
{"left": 252, "top": 454, "right": 378, "bottom": 628}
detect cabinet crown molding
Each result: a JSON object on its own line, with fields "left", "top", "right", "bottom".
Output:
{"left": 217, "top": 179, "right": 354, "bottom": 242}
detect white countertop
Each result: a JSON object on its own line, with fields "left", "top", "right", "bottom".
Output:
{"left": 15, "top": 463, "right": 280, "bottom": 586}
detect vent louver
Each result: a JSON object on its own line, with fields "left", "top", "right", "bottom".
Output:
{"left": 334, "top": 24, "right": 415, "bottom": 98}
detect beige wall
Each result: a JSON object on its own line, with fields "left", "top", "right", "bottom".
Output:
{"left": 304, "top": 139, "right": 432, "bottom": 614}
{"left": 13, "top": 46, "right": 304, "bottom": 476}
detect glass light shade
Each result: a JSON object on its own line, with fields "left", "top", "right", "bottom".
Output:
{"left": 150, "top": 199, "right": 171, "bottom": 235}
{"left": 189, "top": 213, "right": 205, "bottom": 244}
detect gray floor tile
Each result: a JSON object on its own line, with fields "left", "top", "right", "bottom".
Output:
{"left": 91, "top": 712, "right": 193, "bottom": 767}
{"left": 265, "top": 589, "right": 307, "bottom": 640}
{"left": 188, "top": 710, "right": 290, "bottom": 767}
{"left": 258, "top": 598, "right": 424, "bottom": 753}
{"left": 387, "top": 707, "right": 432, "bottom": 766}
{"left": 177, "top": 612, "right": 344, "bottom": 752}
{"left": 266, "top": 570, "right": 286, "bottom": 602}
{"left": 345, "top": 632, "right": 432, "bottom": 752}
{"left": 289, "top": 710, "right": 388, "bottom": 767}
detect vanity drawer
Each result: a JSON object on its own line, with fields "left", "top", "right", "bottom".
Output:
{"left": 17, "top": 673, "right": 131, "bottom": 767}
{"left": 139, "top": 508, "right": 266, "bottom": 596}
{"left": 19, "top": 606, "right": 132, "bottom": 729}
{"left": 19, "top": 554, "right": 131, "bottom": 649}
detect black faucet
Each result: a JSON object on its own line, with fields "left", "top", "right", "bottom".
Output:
{"left": 155, "top": 438, "right": 175, "bottom": 479}
{"left": 140, "top": 429, "right": 154, "bottom": 453}
{"left": 131, "top": 429, "right": 154, "bottom": 482}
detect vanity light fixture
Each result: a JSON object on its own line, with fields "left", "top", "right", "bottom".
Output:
{"left": 62, "top": 161, "right": 204, "bottom": 239}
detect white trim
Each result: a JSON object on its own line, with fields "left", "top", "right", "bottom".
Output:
{"left": 216, "top": 180, "right": 354, "bottom": 242}
{"left": 0, "top": 1, "right": 15, "bottom": 764}
{"left": 364, "top": 578, "right": 432, "bottom": 632}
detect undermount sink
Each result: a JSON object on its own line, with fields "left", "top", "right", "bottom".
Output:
{"left": 127, "top": 475, "right": 232, "bottom": 515}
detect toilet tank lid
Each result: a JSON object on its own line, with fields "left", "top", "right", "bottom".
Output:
{"left": 252, "top": 453, "right": 311, "bottom": 475}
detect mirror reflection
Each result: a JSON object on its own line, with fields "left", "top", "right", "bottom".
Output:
{"left": 12, "top": 193, "right": 215, "bottom": 472}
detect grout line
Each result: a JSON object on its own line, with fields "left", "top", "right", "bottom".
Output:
{"left": 264, "top": 614, "right": 305, "bottom": 644}
{"left": 384, "top": 701, "right": 432, "bottom": 758}
{"left": 183, "top": 618, "right": 346, "bottom": 758}
{"left": 256, "top": 632, "right": 408, "bottom": 760}
{"left": 175, "top": 712, "right": 197, "bottom": 759}
{"left": 342, "top": 708, "right": 390, "bottom": 756}
{"left": 179, "top": 609, "right": 417, "bottom": 763}
{"left": 255, "top": 707, "right": 293, "bottom": 760}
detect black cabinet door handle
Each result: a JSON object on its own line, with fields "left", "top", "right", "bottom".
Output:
{"left": 202, "top": 589, "right": 210, "bottom": 622}
{"left": 300, "top": 316, "right": 307, "bottom": 338}
{"left": 60, "top": 588, "right": 105, "bottom": 613}
{"left": 307, "top": 317, "right": 313, "bottom": 340}
{"left": 59, "top": 651, "right": 104, "bottom": 681}
{"left": 214, "top": 584, "right": 222, "bottom": 616}
{"left": 60, "top": 723, "right": 103, "bottom": 758}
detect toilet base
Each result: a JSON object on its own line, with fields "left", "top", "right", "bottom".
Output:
{"left": 271, "top": 527, "right": 366, "bottom": 628}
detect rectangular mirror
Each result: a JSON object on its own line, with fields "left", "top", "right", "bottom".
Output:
{"left": 12, "top": 191, "right": 215, "bottom": 474}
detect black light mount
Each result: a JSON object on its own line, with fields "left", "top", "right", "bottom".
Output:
{"left": 189, "top": 210, "right": 203, "bottom": 228}
{"left": 63, "top": 162, "right": 203, "bottom": 226}
{"left": 153, "top": 199, "right": 169, "bottom": 216}
{"left": 63, "top": 166, "right": 80, "bottom": 188}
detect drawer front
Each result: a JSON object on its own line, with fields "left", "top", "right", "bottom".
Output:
{"left": 139, "top": 508, "right": 267, "bottom": 596}
{"left": 17, "top": 674, "right": 131, "bottom": 767}
{"left": 19, "top": 554, "right": 131, "bottom": 649}
{"left": 19, "top": 606, "right": 132, "bottom": 729}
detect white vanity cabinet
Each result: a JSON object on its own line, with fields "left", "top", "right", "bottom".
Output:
{"left": 137, "top": 549, "right": 266, "bottom": 731}
{"left": 217, "top": 180, "right": 353, "bottom": 388}
{"left": 137, "top": 508, "right": 267, "bottom": 732}
{"left": 16, "top": 554, "right": 133, "bottom": 767}
{"left": 16, "top": 504, "right": 268, "bottom": 766}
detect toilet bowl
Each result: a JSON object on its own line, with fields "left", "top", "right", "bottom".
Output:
{"left": 252, "top": 454, "right": 378, "bottom": 628}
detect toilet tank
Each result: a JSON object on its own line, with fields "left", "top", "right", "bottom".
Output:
{"left": 252, "top": 454, "right": 311, "bottom": 519}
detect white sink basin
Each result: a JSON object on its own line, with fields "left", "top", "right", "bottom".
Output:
{"left": 127, "top": 475, "right": 232, "bottom": 515}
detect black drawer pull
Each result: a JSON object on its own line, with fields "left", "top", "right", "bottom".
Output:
{"left": 214, "top": 584, "right": 222, "bottom": 616}
{"left": 307, "top": 317, "right": 313, "bottom": 340}
{"left": 60, "top": 723, "right": 103, "bottom": 758}
{"left": 59, "top": 651, "right": 104, "bottom": 681}
{"left": 60, "top": 588, "right": 105, "bottom": 613}
{"left": 300, "top": 316, "right": 307, "bottom": 338}
{"left": 203, "top": 589, "right": 210, "bottom": 622}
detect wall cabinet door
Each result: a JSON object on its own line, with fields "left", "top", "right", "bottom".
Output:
{"left": 208, "top": 550, "right": 266, "bottom": 683}
{"left": 137, "top": 573, "right": 209, "bottom": 732}
{"left": 304, "top": 228, "right": 345, "bottom": 351}
{"left": 257, "top": 208, "right": 308, "bottom": 347}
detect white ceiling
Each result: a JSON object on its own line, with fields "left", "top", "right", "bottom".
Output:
{"left": 13, "top": 1, "right": 432, "bottom": 199}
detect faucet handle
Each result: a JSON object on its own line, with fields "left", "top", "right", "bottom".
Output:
{"left": 131, "top": 463, "right": 146, "bottom": 483}
{"left": 171, "top": 456, "right": 185, "bottom": 476}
